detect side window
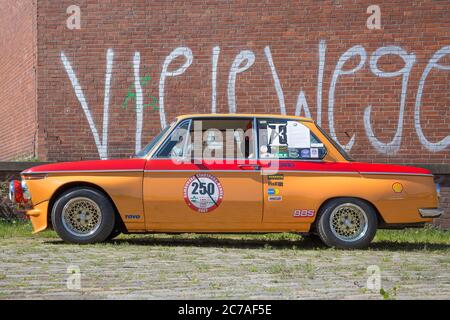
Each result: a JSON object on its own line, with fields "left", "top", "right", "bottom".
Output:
{"left": 189, "top": 119, "right": 256, "bottom": 160}
{"left": 258, "top": 119, "right": 326, "bottom": 160}
{"left": 155, "top": 120, "right": 191, "bottom": 158}
{"left": 155, "top": 118, "right": 257, "bottom": 160}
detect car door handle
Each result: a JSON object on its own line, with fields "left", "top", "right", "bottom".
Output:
{"left": 238, "top": 164, "right": 260, "bottom": 170}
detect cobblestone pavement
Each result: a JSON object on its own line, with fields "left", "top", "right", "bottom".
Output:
{"left": 1, "top": 235, "right": 449, "bottom": 299}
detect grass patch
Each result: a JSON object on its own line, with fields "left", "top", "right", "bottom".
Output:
{"left": 0, "top": 219, "right": 57, "bottom": 238}
{"left": 1, "top": 219, "right": 449, "bottom": 248}
{"left": 374, "top": 226, "right": 450, "bottom": 245}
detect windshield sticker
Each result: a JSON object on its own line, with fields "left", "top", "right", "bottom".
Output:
{"left": 289, "top": 149, "right": 299, "bottom": 158}
{"left": 300, "top": 149, "right": 310, "bottom": 158}
{"left": 267, "top": 123, "right": 287, "bottom": 146}
{"left": 183, "top": 174, "right": 224, "bottom": 213}
{"left": 310, "top": 148, "right": 319, "bottom": 158}
{"left": 287, "top": 121, "right": 311, "bottom": 148}
{"left": 311, "top": 143, "right": 324, "bottom": 148}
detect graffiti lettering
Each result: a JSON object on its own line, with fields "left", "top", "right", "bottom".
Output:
{"left": 61, "top": 49, "right": 113, "bottom": 160}
{"left": 228, "top": 50, "right": 255, "bottom": 113}
{"left": 364, "top": 46, "right": 415, "bottom": 154}
{"left": 328, "top": 45, "right": 367, "bottom": 152}
{"left": 61, "top": 42, "right": 449, "bottom": 159}
{"left": 159, "top": 47, "right": 193, "bottom": 129}
{"left": 414, "top": 46, "right": 450, "bottom": 152}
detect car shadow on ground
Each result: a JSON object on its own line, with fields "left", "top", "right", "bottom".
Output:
{"left": 45, "top": 236, "right": 450, "bottom": 251}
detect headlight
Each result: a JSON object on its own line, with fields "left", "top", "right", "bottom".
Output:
{"left": 435, "top": 183, "right": 441, "bottom": 199}
{"left": 8, "top": 179, "right": 31, "bottom": 204}
{"left": 9, "top": 180, "right": 23, "bottom": 203}
{"left": 21, "top": 180, "right": 31, "bottom": 203}
{"left": 8, "top": 180, "right": 15, "bottom": 202}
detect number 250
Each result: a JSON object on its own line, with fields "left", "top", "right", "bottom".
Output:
{"left": 192, "top": 182, "right": 215, "bottom": 195}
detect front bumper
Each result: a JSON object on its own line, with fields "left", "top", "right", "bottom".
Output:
{"left": 418, "top": 208, "right": 443, "bottom": 218}
{"left": 25, "top": 201, "right": 49, "bottom": 233}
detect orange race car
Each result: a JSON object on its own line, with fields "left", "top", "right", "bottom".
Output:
{"left": 9, "top": 114, "right": 442, "bottom": 249}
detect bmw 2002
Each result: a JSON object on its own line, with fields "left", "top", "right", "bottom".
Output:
{"left": 9, "top": 114, "right": 442, "bottom": 249}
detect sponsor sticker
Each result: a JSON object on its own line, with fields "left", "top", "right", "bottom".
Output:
{"left": 268, "top": 181, "right": 284, "bottom": 187}
{"left": 300, "top": 149, "right": 310, "bottom": 158}
{"left": 268, "top": 188, "right": 280, "bottom": 195}
{"left": 268, "top": 196, "right": 282, "bottom": 201}
{"left": 288, "top": 149, "right": 299, "bottom": 158}
{"left": 183, "top": 173, "right": 224, "bottom": 213}
{"left": 280, "top": 162, "right": 294, "bottom": 168}
{"left": 293, "top": 209, "right": 315, "bottom": 218}
{"left": 267, "top": 174, "right": 284, "bottom": 181}
{"left": 267, "top": 123, "right": 288, "bottom": 146}
{"left": 310, "top": 148, "right": 319, "bottom": 158}
{"left": 311, "top": 143, "right": 324, "bottom": 148}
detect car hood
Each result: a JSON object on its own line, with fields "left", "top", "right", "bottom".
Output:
{"left": 21, "top": 159, "right": 146, "bottom": 174}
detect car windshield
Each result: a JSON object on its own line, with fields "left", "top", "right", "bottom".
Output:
{"left": 135, "top": 124, "right": 173, "bottom": 158}
{"left": 315, "top": 124, "right": 354, "bottom": 161}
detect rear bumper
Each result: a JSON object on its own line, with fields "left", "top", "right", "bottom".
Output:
{"left": 418, "top": 208, "right": 443, "bottom": 218}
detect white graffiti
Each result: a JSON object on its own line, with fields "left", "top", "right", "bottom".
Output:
{"left": 414, "top": 46, "right": 450, "bottom": 152}
{"left": 134, "top": 52, "right": 144, "bottom": 154}
{"left": 265, "top": 45, "right": 322, "bottom": 121}
{"left": 295, "top": 91, "right": 312, "bottom": 119}
{"left": 159, "top": 47, "right": 193, "bottom": 129}
{"left": 316, "top": 40, "right": 326, "bottom": 126}
{"left": 211, "top": 46, "right": 220, "bottom": 114}
{"left": 61, "top": 48, "right": 114, "bottom": 160}
{"left": 62, "top": 42, "right": 449, "bottom": 159}
{"left": 328, "top": 45, "right": 367, "bottom": 152}
{"left": 228, "top": 50, "right": 255, "bottom": 113}
{"left": 264, "top": 46, "right": 286, "bottom": 115}
{"left": 364, "top": 46, "right": 415, "bottom": 154}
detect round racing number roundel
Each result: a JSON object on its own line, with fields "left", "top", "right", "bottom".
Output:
{"left": 183, "top": 174, "right": 224, "bottom": 213}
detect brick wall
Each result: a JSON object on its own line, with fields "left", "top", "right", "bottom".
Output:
{"left": 434, "top": 185, "right": 450, "bottom": 229}
{"left": 33, "top": 0, "right": 449, "bottom": 164}
{"left": 0, "top": 0, "right": 37, "bottom": 161}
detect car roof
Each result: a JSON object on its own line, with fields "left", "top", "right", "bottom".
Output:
{"left": 176, "top": 113, "right": 314, "bottom": 122}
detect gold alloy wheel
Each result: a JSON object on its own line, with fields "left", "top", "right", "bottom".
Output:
{"left": 61, "top": 197, "right": 103, "bottom": 237}
{"left": 329, "top": 203, "right": 369, "bottom": 242}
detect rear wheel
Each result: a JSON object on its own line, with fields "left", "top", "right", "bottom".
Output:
{"left": 51, "top": 188, "right": 115, "bottom": 244}
{"left": 316, "top": 198, "right": 377, "bottom": 249}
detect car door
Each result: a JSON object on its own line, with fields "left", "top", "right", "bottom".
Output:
{"left": 257, "top": 118, "right": 338, "bottom": 224}
{"left": 143, "top": 117, "right": 263, "bottom": 232}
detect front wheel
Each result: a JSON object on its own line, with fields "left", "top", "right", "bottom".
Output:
{"left": 316, "top": 198, "right": 377, "bottom": 249}
{"left": 51, "top": 188, "right": 116, "bottom": 244}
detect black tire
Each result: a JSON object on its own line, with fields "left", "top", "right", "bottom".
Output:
{"left": 106, "top": 226, "right": 122, "bottom": 241}
{"left": 316, "top": 198, "right": 377, "bottom": 249}
{"left": 51, "top": 187, "right": 116, "bottom": 244}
